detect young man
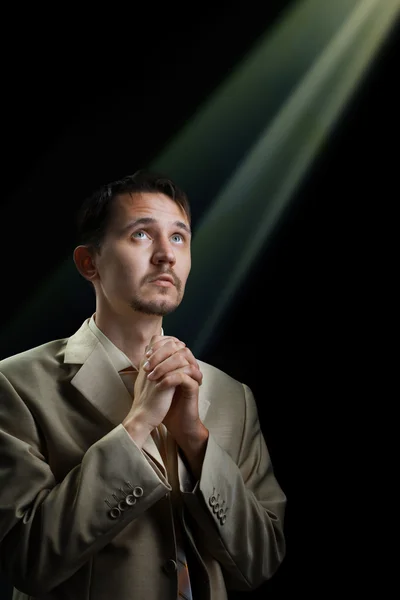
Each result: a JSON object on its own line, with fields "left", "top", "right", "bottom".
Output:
{"left": 0, "top": 171, "right": 286, "bottom": 600}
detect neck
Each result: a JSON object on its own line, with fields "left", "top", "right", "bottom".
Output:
{"left": 94, "top": 306, "right": 163, "bottom": 368}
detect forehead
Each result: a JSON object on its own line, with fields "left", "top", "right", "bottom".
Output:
{"left": 111, "top": 192, "right": 188, "bottom": 225}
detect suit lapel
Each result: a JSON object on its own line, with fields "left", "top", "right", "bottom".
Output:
{"left": 64, "top": 320, "right": 168, "bottom": 475}
{"left": 69, "top": 341, "right": 132, "bottom": 425}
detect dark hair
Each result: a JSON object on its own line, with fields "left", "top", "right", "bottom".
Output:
{"left": 76, "top": 169, "right": 191, "bottom": 251}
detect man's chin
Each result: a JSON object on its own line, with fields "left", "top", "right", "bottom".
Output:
{"left": 129, "top": 298, "right": 180, "bottom": 317}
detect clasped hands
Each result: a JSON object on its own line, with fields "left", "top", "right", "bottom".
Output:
{"left": 123, "top": 336, "right": 208, "bottom": 458}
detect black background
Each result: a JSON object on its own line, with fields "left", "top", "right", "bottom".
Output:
{"left": 0, "top": 3, "right": 398, "bottom": 597}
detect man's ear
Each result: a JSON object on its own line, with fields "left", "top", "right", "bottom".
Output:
{"left": 73, "top": 245, "right": 99, "bottom": 282}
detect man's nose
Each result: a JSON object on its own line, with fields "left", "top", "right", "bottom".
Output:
{"left": 151, "top": 239, "right": 176, "bottom": 266}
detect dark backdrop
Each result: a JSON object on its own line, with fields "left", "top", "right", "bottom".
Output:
{"left": 0, "top": 3, "right": 398, "bottom": 598}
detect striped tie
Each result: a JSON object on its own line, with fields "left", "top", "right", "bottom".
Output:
{"left": 167, "top": 435, "right": 193, "bottom": 600}
{"left": 177, "top": 541, "right": 193, "bottom": 600}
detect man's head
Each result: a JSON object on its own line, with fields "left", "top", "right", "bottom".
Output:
{"left": 73, "top": 170, "right": 192, "bottom": 317}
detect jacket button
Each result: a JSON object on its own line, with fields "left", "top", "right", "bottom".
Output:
{"left": 108, "top": 507, "right": 121, "bottom": 519}
{"left": 221, "top": 515, "right": 227, "bottom": 525}
{"left": 125, "top": 494, "right": 137, "bottom": 506}
{"left": 163, "top": 559, "right": 177, "bottom": 575}
{"left": 133, "top": 486, "right": 144, "bottom": 498}
{"left": 209, "top": 495, "right": 217, "bottom": 507}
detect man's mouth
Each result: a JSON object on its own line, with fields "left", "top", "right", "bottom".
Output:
{"left": 149, "top": 274, "right": 175, "bottom": 286}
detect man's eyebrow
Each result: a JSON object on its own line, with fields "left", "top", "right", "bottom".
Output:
{"left": 122, "top": 217, "right": 191, "bottom": 235}
{"left": 174, "top": 221, "right": 192, "bottom": 235}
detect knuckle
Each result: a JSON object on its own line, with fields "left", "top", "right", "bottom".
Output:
{"left": 179, "top": 348, "right": 191, "bottom": 364}
{"left": 163, "top": 374, "right": 174, "bottom": 387}
{"left": 179, "top": 354, "right": 189, "bottom": 367}
{"left": 184, "top": 348, "right": 195, "bottom": 363}
{"left": 151, "top": 364, "right": 161, "bottom": 378}
{"left": 164, "top": 339, "right": 176, "bottom": 351}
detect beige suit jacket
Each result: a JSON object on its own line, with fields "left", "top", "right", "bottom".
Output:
{"left": 0, "top": 319, "right": 286, "bottom": 600}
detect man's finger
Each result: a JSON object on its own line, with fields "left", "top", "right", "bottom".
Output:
{"left": 154, "top": 366, "right": 202, "bottom": 391}
{"left": 146, "top": 336, "right": 185, "bottom": 355}
{"left": 144, "top": 345, "right": 196, "bottom": 376}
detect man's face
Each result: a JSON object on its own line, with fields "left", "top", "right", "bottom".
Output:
{"left": 93, "top": 191, "right": 191, "bottom": 316}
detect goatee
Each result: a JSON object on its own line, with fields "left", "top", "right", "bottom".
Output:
{"left": 130, "top": 294, "right": 180, "bottom": 316}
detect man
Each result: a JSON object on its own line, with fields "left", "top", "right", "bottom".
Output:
{"left": 0, "top": 170, "right": 286, "bottom": 600}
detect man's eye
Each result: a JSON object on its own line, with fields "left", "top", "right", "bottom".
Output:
{"left": 171, "top": 234, "right": 183, "bottom": 243}
{"left": 132, "top": 231, "right": 147, "bottom": 239}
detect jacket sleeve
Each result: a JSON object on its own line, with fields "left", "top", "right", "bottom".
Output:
{"left": 0, "top": 372, "right": 171, "bottom": 596}
{"left": 182, "top": 383, "right": 286, "bottom": 591}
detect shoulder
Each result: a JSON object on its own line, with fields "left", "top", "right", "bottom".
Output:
{"left": 0, "top": 338, "right": 68, "bottom": 382}
{"left": 198, "top": 359, "right": 240, "bottom": 385}
{"left": 197, "top": 359, "right": 247, "bottom": 400}
{"left": 197, "top": 359, "right": 260, "bottom": 414}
